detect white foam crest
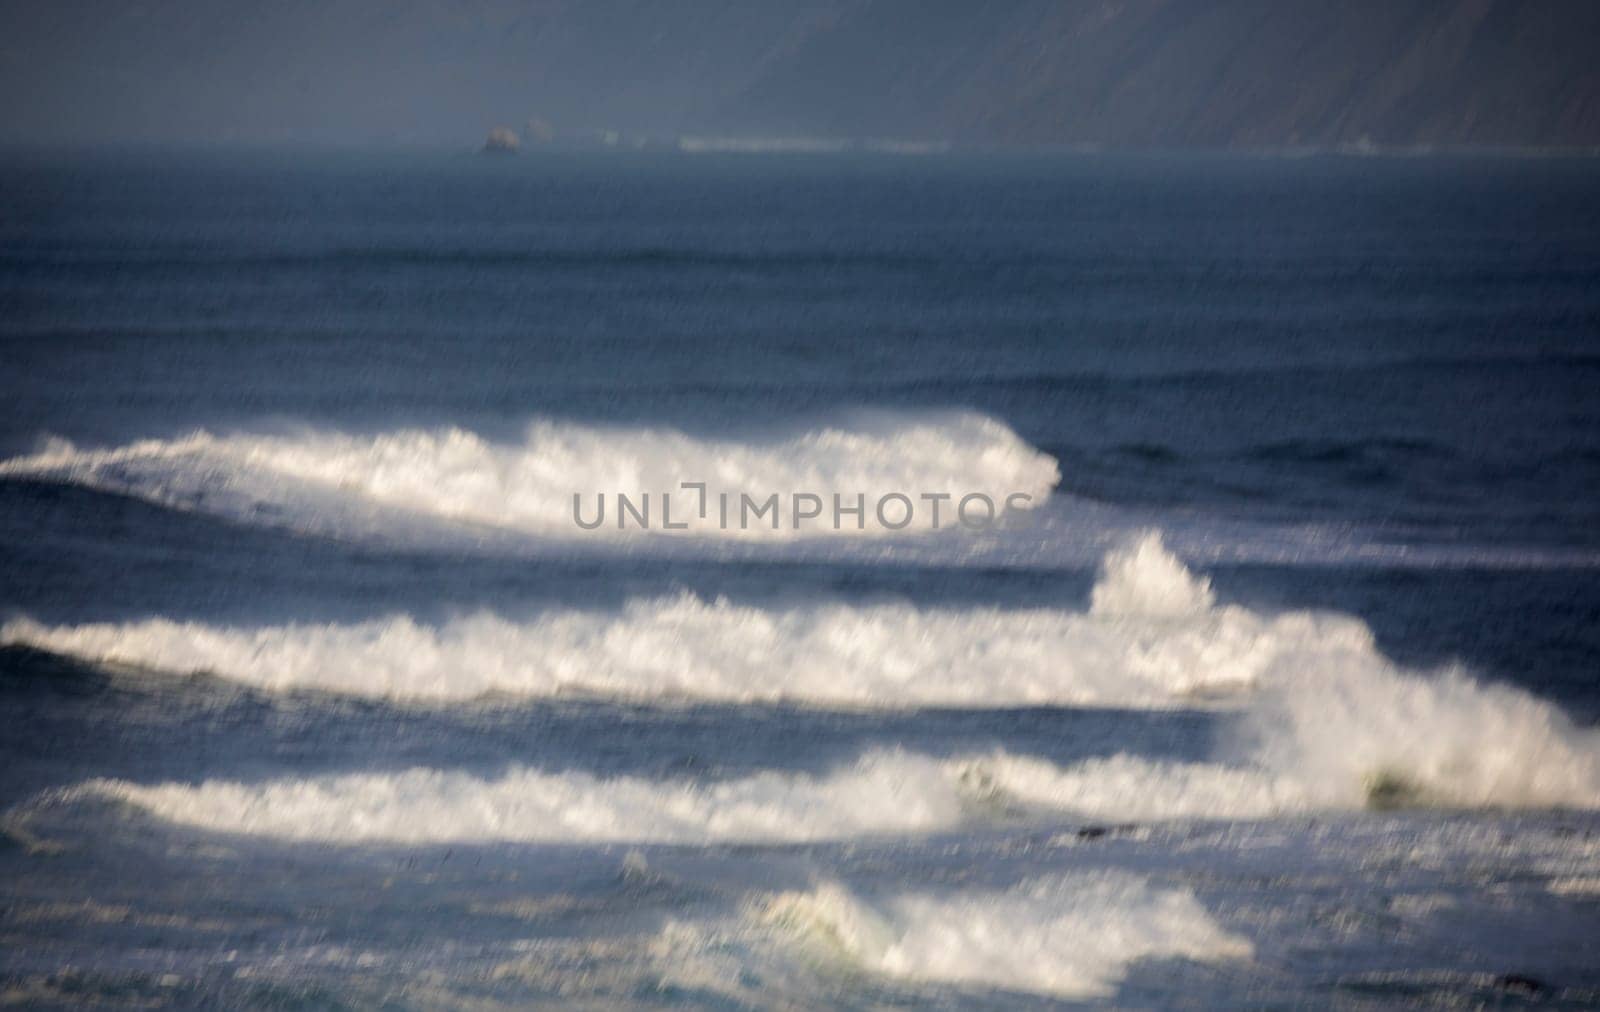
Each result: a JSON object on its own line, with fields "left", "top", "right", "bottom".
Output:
{"left": 965, "top": 751, "right": 1310, "bottom": 821}
{"left": 1091, "top": 530, "right": 1216, "bottom": 617}
{"left": 75, "top": 751, "right": 1015, "bottom": 845}
{"left": 761, "top": 872, "right": 1252, "bottom": 998}
{"left": 1247, "top": 661, "right": 1600, "bottom": 810}
{"left": 66, "top": 748, "right": 1319, "bottom": 845}
{"left": 57, "top": 733, "right": 1600, "bottom": 851}
{"left": 75, "top": 735, "right": 1541, "bottom": 852}
{"left": 13, "top": 532, "right": 1599, "bottom": 815}
{"left": 0, "top": 580, "right": 1366, "bottom": 705}
{"left": 0, "top": 413, "right": 1059, "bottom": 540}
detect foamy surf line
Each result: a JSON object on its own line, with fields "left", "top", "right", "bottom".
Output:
{"left": 0, "top": 534, "right": 1364, "bottom": 705}
{"left": 749, "top": 871, "right": 1252, "bottom": 998}
{"left": 8, "top": 416, "right": 1593, "bottom": 571}
{"left": 59, "top": 746, "right": 1333, "bottom": 846}
{"left": 0, "top": 412, "right": 1059, "bottom": 542}
{"left": 55, "top": 749, "right": 1113, "bottom": 845}
{"left": 54, "top": 715, "right": 1600, "bottom": 851}
{"left": 15, "top": 535, "right": 1600, "bottom": 819}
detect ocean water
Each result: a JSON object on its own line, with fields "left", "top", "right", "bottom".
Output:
{"left": 2, "top": 149, "right": 1599, "bottom": 1007}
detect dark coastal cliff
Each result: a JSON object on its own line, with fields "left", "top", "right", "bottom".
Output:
{"left": 3, "top": 0, "right": 1596, "bottom": 148}
{"left": 717, "top": 0, "right": 1600, "bottom": 149}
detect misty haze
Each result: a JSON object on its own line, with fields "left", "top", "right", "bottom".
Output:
{"left": 2, "top": 2, "right": 1600, "bottom": 1008}
{"left": 3, "top": 0, "right": 1599, "bottom": 149}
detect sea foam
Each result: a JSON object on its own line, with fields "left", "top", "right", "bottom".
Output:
{"left": 15, "top": 528, "right": 1600, "bottom": 819}
{"left": 0, "top": 533, "right": 1370, "bottom": 705}
{"left": 760, "top": 872, "right": 1252, "bottom": 998}
{"left": 12, "top": 534, "right": 1600, "bottom": 815}
{"left": 0, "top": 413, "right": 1059, "bottom": 540}
{"left": 71, "top": 748, "right": 1302, "bottom": 845}
{"left": 61, "top": 719, "right": 1600, "bottom": 849}
{"left": 77, "top": 751, "right": 974, "bottom": 845}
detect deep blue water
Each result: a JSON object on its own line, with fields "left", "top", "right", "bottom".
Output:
{"left": 2, "top": 150, "right": 1599, "bottom": 1007}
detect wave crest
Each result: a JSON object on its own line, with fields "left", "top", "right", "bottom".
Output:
{"left": 63, "top": 748, "right": 1304, "bottom": 845}
{"left": 761, "top": 872, "right": 1252, "bottom": 998}
{"left": 12, "top": 534, "right": 1599, "bottom": 815}
{"left": 0, "top": 542, "right": 1365, "bottom": 706}
{"left": 74, "top": 751, "right": 975, "bottom": 845}
{"left": 0, "top": 413, "right": 1060, "bottom": 541}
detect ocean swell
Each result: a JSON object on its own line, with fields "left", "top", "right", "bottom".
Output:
{"left": 759, "top": 872, "right": 1252, "bottom": 998}
{"left": 12, "top": 534, "right": 1600, "bottom": 817}
{"left": 0, "top": 413, "right": 1060, "bottom": 541}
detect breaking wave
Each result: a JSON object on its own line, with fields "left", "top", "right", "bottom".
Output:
{"left": 0, "top": 533, "right": 1368, "bottom": 705}
{"left": 12, "top": 534, "right": 1600, "bottom": 814}
{"left": 759, "top": 872, "right": 1252, "bottom": 998}
{"left": 0, "top": 413, "right": 1059, "bottom": 540}
{"left": 75, "top": 751, "right": 978, "bottom": 845}
{"left": 54, "top": 726, "right": 1600, "bottom": 849}
{"left": 64, "top": 748, "right": 1301, "bottom": 845}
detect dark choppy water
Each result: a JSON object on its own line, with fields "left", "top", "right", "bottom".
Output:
{"left": 2, "top": 149, "right": 1599, "bottom": 1007}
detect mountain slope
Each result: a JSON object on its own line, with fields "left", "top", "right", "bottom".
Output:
{"left": 1, "top": 0, "right": 1596, "bottom": 147}
{"left": 719, "top": 0, "right": 1600, "bottom": 148}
